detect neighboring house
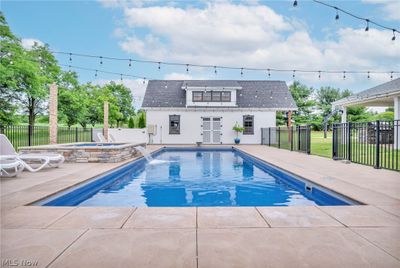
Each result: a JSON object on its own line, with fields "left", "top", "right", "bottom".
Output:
{"left": 142, "top": 80, "right": 297, "bottom": 144}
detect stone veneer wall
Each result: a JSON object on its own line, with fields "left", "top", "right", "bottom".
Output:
{"left": 19, "top": 143, "right": 146, "bottom": 163}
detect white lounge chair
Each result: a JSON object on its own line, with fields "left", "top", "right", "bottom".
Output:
{"left": 0, "top": 134, "right": 64, "bottom": 172}
{"left": 0, "top": 157, "right": 24, "bottom": 177}
{"left": 96, "top": 132, "right": 116, "bottom": 143}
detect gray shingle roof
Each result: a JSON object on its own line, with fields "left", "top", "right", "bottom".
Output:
{"left": 142, "top": 80, "right": 297, "bottom": 109}
{"left": 354, "top": 77, "right": 400, "bottom": 99}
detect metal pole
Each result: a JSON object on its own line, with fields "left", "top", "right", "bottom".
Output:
{"left": 28, "top": 125, "right": 32, "bottom": 146}
{"left": 268, "top": 128, "right": 271, "bottom": 146}
{"left": 375, "top": 120, "right": 381, "bottom": 169}
{"left": 347, "top": 123, "right": 352, "bottom": 161}
{"left": 75, "top": 127, "right": 79, "bottom": 142}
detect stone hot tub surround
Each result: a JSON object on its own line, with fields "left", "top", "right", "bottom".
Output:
{"left": 18, "top": 142, "right": 146, "bottom": 163}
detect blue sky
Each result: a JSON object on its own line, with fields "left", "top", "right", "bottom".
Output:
{"left": 2, "top": 0, "right": 400, "bottom": 107}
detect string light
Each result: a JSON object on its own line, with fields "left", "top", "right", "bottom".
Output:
{"left": 186, "top": 64, "right": 189, "bottom": 73}
{"left": 120, "top": 74, "right": 123, "bottom": 81}
{"left": 293, "top": 0, "right": 298, "bottom": 7}
{"left": 95, "top": 70, "right": 98, "bottom": 78}
{"left": 143, "top": 77, "right": 146, "bottom": 84}
{"left": 343, "top": 71, "right": 346, "bottom": 80}
{"left": 51, "top": 51, "right": 399, "bottom": 79}
{"left": 69, "top": 53, "right": 72, "bottom": 62}
{"left": 318, "top": 71, "right": 321, "bottom": 79}
{"left": 390, "top": 71, "right": 393, "bottom": 80}
{"left": 367, "top": 71, "right": 370, "bottom": 79}
{"left": 335, "top": 7, "right": 339, "bottom": 20}
{"left": 158, "top": 62, "right": 161, "bottom": 70}
{"left": 129, "top": 59, "right": 132, "bottom": 67}
{"left": 292, "top": 70, "right": 296, "bottom": 79}
{"left": 312, "top": 0, "right": 399, "bottom": 41}
{"left": 241, "top": 68, "right": 243, "bottom": 77}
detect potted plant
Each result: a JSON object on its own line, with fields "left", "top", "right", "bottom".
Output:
{"left": 232, "top": 122, "right": 244, "bottom": 144}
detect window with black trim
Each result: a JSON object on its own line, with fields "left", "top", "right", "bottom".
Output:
{"left": 191, "top": 91, "right": 231, "bottom": 102}
{"left": 243, "top": 115, "right": 254, "bottom": 135}
{"left": 169, "top": 115, "right": 180, "bottom": 134}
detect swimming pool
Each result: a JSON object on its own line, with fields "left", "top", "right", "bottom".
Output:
{"left": 38, "top": 148, "right": 357, "bottom": 207}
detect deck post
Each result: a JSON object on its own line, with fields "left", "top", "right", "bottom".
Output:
{"left": 49, "top": 83, "right": 58, "bottom": 144}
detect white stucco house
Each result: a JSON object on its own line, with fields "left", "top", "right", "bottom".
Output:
{"left": 142, "top": 80, "right": 297, "bottom": 144}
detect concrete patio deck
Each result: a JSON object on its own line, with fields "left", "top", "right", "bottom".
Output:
{"left": 1, "top": 145, "right": 399, "bottom": 267}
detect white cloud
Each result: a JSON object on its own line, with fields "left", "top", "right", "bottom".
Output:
{"left": 105, "top": 2, "right": 400, "bottom": 91}
{"left": 163, "top": 72, "right": 193, "bottom": 80}
{"left": 93, "top": 79, "right": 147, "bottom": 109}
{"left": 21, "top": 38, "right": 44, "bottom": 49}
{"left": 363, "top": 0, "right": 400, "bottom": 21}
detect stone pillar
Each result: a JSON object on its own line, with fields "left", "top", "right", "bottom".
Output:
{"left": 49, "top": 83, "right": 58, "bottom": 144}
{"left": 103, "top": 101, "right": 109, "bottom": 142}
{"left": 341, "top": 106, "right": 347, "bottom": 123}
{"left": 394, "top": 96, "right": 400, "bottom": 149}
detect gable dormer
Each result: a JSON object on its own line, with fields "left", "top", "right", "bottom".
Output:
{"left": 182, "top": 80, "right": 242, "bottom": 107}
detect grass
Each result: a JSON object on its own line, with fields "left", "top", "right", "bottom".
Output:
{"left": 311, "top": 131, "right": 332, "bottom": 158}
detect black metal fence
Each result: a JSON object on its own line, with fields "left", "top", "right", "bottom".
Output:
{"left": 0, "top": 125, "right": 93, "bottom": 149}
{"left": 261, "top": 125, "right": 311, "bottom": 154}
{"left": 333, "top": 120, "right": 399, "bottom": 171}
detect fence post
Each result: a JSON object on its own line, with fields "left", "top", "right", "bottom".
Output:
{"left": 91, "top": 128, "right": 94, "bottom": 142}
{"left": 0, "top": 123, "right": 3, "bottom": 134}
{"left": 290, "top": 127, "right": 293, "bottom": 151}
{"left": 278, "top": 127, "right": 281, "bottom": 148}
{"left": 375, "top": 120, "right": 381, "bottom": 169}
{"left": 28, "top": 125, "right": 32, "bottom": 146}
{"left": 268, "top": 128, "right": 271, "bottom": 146}
{"left": 347, "top": 123, "right": 352, "bottom": 161}
{"left": 75, "top": 127, "right": 79, "bottom": 142}
{"left": 332, "top": 124, "right": 337, "bottom": 159}
{"left": 297, "top": 126, "right": 301, "bottom": 151}
{"left": 306, "top": 125, "right": 311, "bottom": 154}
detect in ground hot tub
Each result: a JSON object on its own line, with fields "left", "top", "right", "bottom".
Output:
{"left": 19, "top": 142, "right": 146, "bottom": 163}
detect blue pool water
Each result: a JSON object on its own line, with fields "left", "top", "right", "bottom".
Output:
{"left": 40, "top": 148, "right": 355, "bottom": 207}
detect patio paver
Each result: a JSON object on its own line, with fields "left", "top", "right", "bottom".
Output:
{"left": 257, "top": 206, "right": 344, "bottom": 227}
{"left": 351, "top": 227, "right": 400, "bottom": 261}
{"left": 319, "top": 205, "right": 400, "bottom": 227}
{"left": 123, "top": 207, "right": 196, "bottom": 229}
{"left": 48, "top": 207, "right": 135, "bottom": 229}
{"left": 198, "top": 207, "right": 268, "bottom": 228}
{"left": 377, "top": 205, "right": 400, "bottom": 217}
{"left": 197, "top": 227, "right": 400, "bottom": 268}
{"left": 48, "top": 228, "right": 197, "bottom": 268}
{"left": 1, "top": 228, "right": 86, "bottom": 268}
{"left": 1, "top": 206, "right": 75, "bottom": 229}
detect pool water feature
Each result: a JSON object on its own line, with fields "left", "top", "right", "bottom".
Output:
{"left": 38, "top": 148, "right": 357, "bottom": 207}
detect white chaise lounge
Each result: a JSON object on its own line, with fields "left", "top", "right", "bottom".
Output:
{"left": 96, "top": 133, "right": 116, "bottom": 143}
{"left": 0, "top": 158, "right": 24, "bottom": 177}
{"left": 0, "top": 134, "right": 65, "bottom": 172}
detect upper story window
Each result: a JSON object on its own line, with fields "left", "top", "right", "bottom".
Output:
{"left": 169, "top": 115, "right": 180, "bottom": 134}
{"left": 192, "top": 91, "right": 231, "bottom": 102}
{"left": 243, "top": 115, "right": 254, "bottom": 135}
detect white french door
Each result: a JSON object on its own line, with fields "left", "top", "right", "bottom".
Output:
{"left": 202, "top": 117, "right": 222, "bottom": 144}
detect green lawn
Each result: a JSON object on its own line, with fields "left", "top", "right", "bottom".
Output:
{"left": 310, "top": 131, "right": 332, "bottom": 158}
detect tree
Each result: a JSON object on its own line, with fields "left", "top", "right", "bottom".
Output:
{"left": 288, "top": 81, "right": 316, "bottom": 125}
{"left": 58, "top": 71, "right": 89, "bottom": 127}
{"left": 104, "top": 82, "right": 135, "bottom": 127}
{"left": 128, "top": 117, "right": 135, "bottom": 128}
{"left": 316, "top": 87, "right": 351, "bottom": 118}
{"left": 137, "top": 112, "right": 146, "bottom": 128}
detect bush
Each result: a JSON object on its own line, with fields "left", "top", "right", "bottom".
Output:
{"left": 138, "top": 113, "right": 146, "bottom": 128}
{"left": 128, "top": 117, "right": 135, "bottom": 128}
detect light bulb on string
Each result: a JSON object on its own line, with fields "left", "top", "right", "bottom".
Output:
{"left": 214, "top": 66, "right": 217, "bottom": 75}
{"left": 99, "top": 56, "right": 103, "bottom": 65}
{"left": 335, "top": 7, "right": 339, "bottom": 20}
{"left": 186, "top": 64, "right": 189, "bottom": 73}
{"left": 343, "top": 71, "right": 346, "bottom": 80}
{"left": 318, "top": 71, "right": 321, "bottom": 80}
{"left": 95, "top": 70, "right": 98, "bottom": 78}
{"left": 292, "top": 70, "right": 296, "bottom": 79}
{"left": 69, "top": 53, "right": 72, "bottom": 62}
{"left": 367, "top": 71, "right": 370, "bottom": 79}
{"left": 390, "top": 71, "right": 393, "bottom": 80}
{"left": 129, "top": 59, "right": 132, "bottom": 67}
{"left": 68, "top": 65, "right": 71, "bottom": 73}
{"left": 240, "top": 68, "right": 243, "bottom": 77}
{"left": 267, "top": 69, "right": 271, "bottom": 78}
{"left": 143, "top": 77, "right": 146, "bottom": 84}
{"left": 293, "top": 0, "right": 298, "bottom": 7}
{"left": 365, "top": 19, "right": 369, "bottom": 31}
{"left": 158, "top": 62, "right": 161, "bottom": 70}
{"left": 392, "top": 29, "right": 396, "bottom": 41}
{"left": 120, "top": 74, "right": 123, "bottom": 81}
